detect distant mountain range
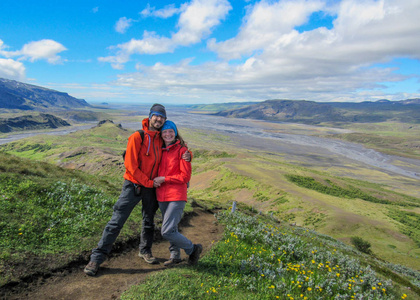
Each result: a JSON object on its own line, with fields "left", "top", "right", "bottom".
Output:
{"left": 0, "top": 78, "right": 90, "bottom": 110}
{"left": 211, "top": 99, "right": 420, "bottom": 124}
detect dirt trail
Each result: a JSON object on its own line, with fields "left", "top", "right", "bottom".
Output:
{"left": 5, "top": 208, "right": 223, "bottom": 300}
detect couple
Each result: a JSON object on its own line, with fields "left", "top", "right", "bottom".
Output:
{"left": 84, "top": 103, "right": 202, "bottom": 276}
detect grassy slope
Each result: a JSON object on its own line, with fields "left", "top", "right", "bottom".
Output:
{"left": 1, "top": 117, "right": 419, "bottom": 296}
{"left": 122, "top": 211, "right": 419, "bottom": 299}
{"left": 0, "top": 123, "right": 143, "bottom": 286}
{"left": 185, "top": 150, "right": 420, "bottom": 270}
{"left": 0, "top": 121, "right": 130, "bottom": 186}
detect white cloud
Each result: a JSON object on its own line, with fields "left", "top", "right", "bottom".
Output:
{"left": 115, "top": 17, "right": 135, "bottom": 34}
{"left": 0, "top": 39, "right": 67, "bottom": 81}
{"left": 140, "top": 4, "right": 181, "bottom": 18}
{"left": 3, "top": 39, "right": 67, "bottom": 64}
{"left": 0, "top": 39, "right": 11, "bottom": 57}
{"left": 208, "top": 0, "right": 326, "bottom": 59}
{"left": 0, "top": 58, "right": 25, "bottom": 80}
{"left": 173, "top": 0, "right": 232, "bottom": 45}
{"left": 100, "top": 0, "right": 231, "bottom": 68}
{"left": 19, "top": 40, "right": 67, "bottom": 63}
{"left": 92, "top": 7, "right": 99, "bottom": 13}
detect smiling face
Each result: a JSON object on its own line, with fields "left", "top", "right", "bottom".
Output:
{"left": 149, "top": 114, "right": 166, "bottom": 131}
{"left": 161, "top": 128, "right": 176, "bottom": 146}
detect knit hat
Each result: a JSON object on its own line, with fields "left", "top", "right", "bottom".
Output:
{"left": 161, "top": 120, "right": 177, "bottom": 136}
{"left": 149, "top": 103, "right": 167, "bottom": 119}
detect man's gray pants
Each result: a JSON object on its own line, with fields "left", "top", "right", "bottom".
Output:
{"left": 90, "top": 180, "right": 159, "bottom": 264}
{"left": 159, "top": 201, "right": 194, "bottom": 259}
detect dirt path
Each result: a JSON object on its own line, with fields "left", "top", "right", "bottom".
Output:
{"left": 5, "top": 208, "right": 223, "bottom": 300}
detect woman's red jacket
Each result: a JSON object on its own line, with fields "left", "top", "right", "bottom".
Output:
{"left": 156, "top": 140, "right": 192, "bottom": 202}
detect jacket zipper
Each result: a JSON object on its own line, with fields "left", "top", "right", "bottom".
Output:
{"left": 150, "top": 134, "right": 159, "bottom": 179}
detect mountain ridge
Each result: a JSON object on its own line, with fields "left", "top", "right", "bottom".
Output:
{"left": 0, "top": 78, "right": 90, "bottom": 110}
{"left": 214, "top": 98, "right": 420, "bottom": 124}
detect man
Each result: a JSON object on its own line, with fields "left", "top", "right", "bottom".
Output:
{"left": 84, "top": 103, "right": 189, "bottom": 276}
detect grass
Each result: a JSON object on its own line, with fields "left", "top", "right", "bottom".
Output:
{"left": 387, "top": 209, "right": 420, "bottom": 247}
{"left": 121, "top": 210, "right": 419, "bottom": 299}
{"left": 188, "top": 166, "right": 287, "bottom": 210}
{"left": 284, "top": 174, "right": 420, "bottom": 207}
{"left": 0, "top": 151, "right": 142, "bottom": 286}
{"left": 0, "top": 121, "right": 130, "bottom": 186}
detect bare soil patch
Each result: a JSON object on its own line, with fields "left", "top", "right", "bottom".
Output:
{"left": 2, "top": 207, "right": 223, "bottom": 300}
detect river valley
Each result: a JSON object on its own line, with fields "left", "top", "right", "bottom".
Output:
{"left": 1, "top": 108, "right": 419, "bottom": 196}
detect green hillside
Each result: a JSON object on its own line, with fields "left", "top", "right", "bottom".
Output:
{"left": 122, "top": 211, "right": 419, "bottom": 299}
{"left": 0, "top": 150, "right": 139, "bottom": 286}
{"left": 1, "top": 119, "right": 419, "bottom": 298}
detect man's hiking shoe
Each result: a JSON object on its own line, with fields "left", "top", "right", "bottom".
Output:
{"left": 188, "top": 244, "right": 203, "bottom": 265}
{"left": 84, "top": 261, "right": 99, "bottom": 276}
{"left": 139, "top": 252, "right": 159, "bottom": 264}
{"left": 163, "top": 258, "right": 183, "bottom": 267}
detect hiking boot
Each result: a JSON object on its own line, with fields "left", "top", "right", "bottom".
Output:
{"left": 138, "top": 252, "right": 159, "bottom": 264}
{"left": 188, "top": 244, "right": 203, "bottom": 265}
{"left": 84, "top": 261, "right": 99, "bottom": 276}
{"left": 163, "top": 258, "right": 182, "bottom": 267}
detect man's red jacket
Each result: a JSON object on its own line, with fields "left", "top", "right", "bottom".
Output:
{"left": 123, "top": 118, "right": 163, "bottom": 188}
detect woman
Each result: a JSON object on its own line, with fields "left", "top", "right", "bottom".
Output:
{"left": 153, "top": 120, "right": 202, "bottom": 266}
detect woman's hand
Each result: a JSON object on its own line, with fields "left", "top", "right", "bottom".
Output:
{"left": 153, "top": 176, "right": 165, "bottom": 187}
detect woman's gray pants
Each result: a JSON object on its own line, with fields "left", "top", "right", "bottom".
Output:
{"left": 159, "top": 201, "right": 194, "bottom": 259}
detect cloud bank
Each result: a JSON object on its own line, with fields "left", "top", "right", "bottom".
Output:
{"left": 103, "top": 0, "right": 420, "bottom": 102}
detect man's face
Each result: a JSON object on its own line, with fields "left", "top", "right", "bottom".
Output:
{"left": 149, "top": 114, "right": 166, "bottom": 131}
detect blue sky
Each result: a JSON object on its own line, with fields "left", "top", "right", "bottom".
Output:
{"left": 0, "top": 0, "right": 419, "bottom": 104}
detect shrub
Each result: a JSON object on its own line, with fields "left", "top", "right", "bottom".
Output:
{"left": 351, "top": 236, "right": 372, "bottom": 254}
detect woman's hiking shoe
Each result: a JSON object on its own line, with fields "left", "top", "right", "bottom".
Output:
{"left": 188, "top": 244, "right": 203, "bottom": 265}
{"left": 138, "top": 252, "right": 159, "bottom": 264}
{"left": 84, "top": 261, "right": 99, "bottom": 276}
{"left": 163, "top": 258, "right": 183, "bottom": 267}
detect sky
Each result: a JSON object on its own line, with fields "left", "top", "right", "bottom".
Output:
{"left": 0, "top": 0, "right": 420, "bottom": 105}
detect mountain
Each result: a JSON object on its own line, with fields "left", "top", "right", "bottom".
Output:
{"left": 214, "top": 99, "right": 420, "bottom": 124}
{"left": 215, "top": 99, "right": 343, "bottom": 123}
{"left": 0, "top": 113, "right": 71, "bottom": 133}
{"left": 0, "top": 78, "right": 90, "bottom": 110}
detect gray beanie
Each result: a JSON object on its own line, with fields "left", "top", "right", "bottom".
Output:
{"left": 149, "top": 103, "right": 167, "bottom": 119}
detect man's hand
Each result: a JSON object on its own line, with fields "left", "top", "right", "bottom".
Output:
{"left": 153, "top": 176, "right": 165, "bottom": 188}
{"left": 182, "top": 151, "right": 191, "bottom": 162}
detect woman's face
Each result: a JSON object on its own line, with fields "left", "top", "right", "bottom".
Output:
{"left": 162, "top": 129, "right": 176, "bottom": 145}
